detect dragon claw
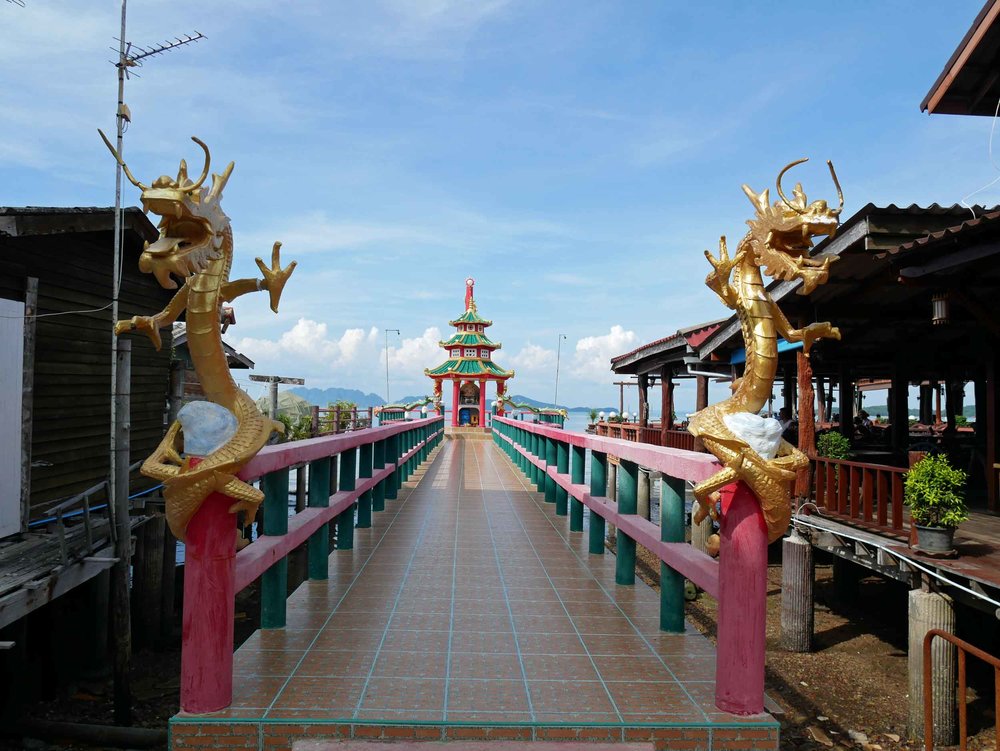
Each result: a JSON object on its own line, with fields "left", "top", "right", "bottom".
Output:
{"left": 255, "top": 241, "right": 296, "bottom": 313}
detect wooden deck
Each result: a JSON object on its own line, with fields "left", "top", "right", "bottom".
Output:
{"left": 170, "top": 438, "right": 778, "bottom": 751}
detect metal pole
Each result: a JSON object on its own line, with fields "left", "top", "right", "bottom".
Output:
{"left": 554, "top": 333, "right": 566, "bottom": 407}
{"left": 384, "top": 328, "right": 399, "bottom": 404}
{"left": 269, "top": 379, "right": 278, "bottom": 420}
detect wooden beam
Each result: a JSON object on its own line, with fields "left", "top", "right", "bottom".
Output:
{"left": 21, "top": 277, "right": 37, "bottom": 533}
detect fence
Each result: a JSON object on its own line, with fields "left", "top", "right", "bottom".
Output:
{"left": 810, "top": 455, "right": 907, "bottom": 536}
{"left": 180, "top": 415, "right": 444, "bottom": 713}
{"left": 596, "top": 421, "right": 696, "bottom": 451}
{"left": 923, "top": 628, "right": 999, "bottom": 750}
{"left": 309, "top": 405, "right": 374, "bottom": 435}
{"left": 493, "top": 415, "right": 769, "bottom": 715}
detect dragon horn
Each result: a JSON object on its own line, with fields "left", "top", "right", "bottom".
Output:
{"left": 185, "top": 137, "right": 211, "bottom": 192}
{"left": 827, "top": 159, "right": 844, "bottom": 212}
{"left": 97, "top": 129, "right": 149, "bottom": 190}
{"left": 776, "top": 158, "right": 809, "bottom": 215}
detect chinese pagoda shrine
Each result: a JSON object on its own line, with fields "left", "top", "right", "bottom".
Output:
{"left": 425, "top": 278, "right": 513, "bottom": 429}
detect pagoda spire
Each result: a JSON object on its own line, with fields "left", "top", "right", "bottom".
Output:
{"left": 465, "top": 277, "right": 475, "bottom": 312}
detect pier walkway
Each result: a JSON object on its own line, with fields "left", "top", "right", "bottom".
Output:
{"left": 170, "top": 437, "right": 777, "bottom": 751}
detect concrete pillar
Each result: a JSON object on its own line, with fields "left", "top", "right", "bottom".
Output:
{"left": 451, "top": 380, "right": 460, "bottom": 427}
{"left": 907, "top": 588, "right": 956, "bottom": 745}
{"left": 606, "top": 461, "right": 617, "bottom": 542}
{"left": 637, "top": 469, "right": 651, "bottom": 520}
{"left": 780, "top": 531, "right": 813, "bottom": 652}
{"left": 691, "top": 507, "right": 712, "bottom": 554}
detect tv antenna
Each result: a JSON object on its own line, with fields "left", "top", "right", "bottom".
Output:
{"left": 105, "top": 0, "right": 204, "bottom": 727}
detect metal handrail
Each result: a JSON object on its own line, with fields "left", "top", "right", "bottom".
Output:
{"left": 923, "top": 628, "right": 999, "bottom": 751}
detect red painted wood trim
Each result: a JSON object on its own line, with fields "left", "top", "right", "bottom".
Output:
{"left": 496, "top": 430, "right": 719, "bottom": 596}
{"left": 715, "top": 481, "right": 767, "bottom": 715}
{"left": 181, "top": 490, "right": 236, "bottom": 714}
{"left": 494, "top": 416, "right": 718, "bottom": 482}
{"left": 238, "top": 417, "right": 442, "bottom": 481}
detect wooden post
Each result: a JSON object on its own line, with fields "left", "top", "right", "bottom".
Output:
{"left": 987, "top": 355, "right": 999, "bottom": 511}
{"left": 132, "top": 514, "right": 165, "bottom": 651}
{"left": 815, "top": 375, "right": 827, "bottom": 424}
{"left": 660, "top": 476, "right": 685, "bottom": 633}
{"left": 694, "top": 375, "right": 709, "bottom": 451}
{"left": 891, "top": 362, "right": 909, "bottom": 457}
{"left": 311, "top": 405, "right": 320, "bottom": 437}
{"left": 333, "top": 406, "right": 341, "bottom": 434}
{"left": 570, "top": 444, "right": 585, "bottom": 532}
{"left": 110, "top": 339, "right": 132, "bottom": 725}
{"left": 715, "top": 481, "right": 767, "bottom": 715}
{"left": 180, "top": 488, "right": 236, "bottom": 713}
{"left": 781, "top": 529, "right": 813, "bottom": 652}
{"left": 660, "top": 366, "right": 674, "bottom": 447}
{"left": 589, "top": 451, "right": 607, "bottom": 554}
{"left": 307, "top": 457, "right": 331, "bottom": 580}
{"left": 838, "top": 366, "right": 854, "bottom": 441}
{"left": 168, "top": 362, "right": 184, "bottom": 423}
{"left": 20, "top": 277, "right": 37, "bottom": 533}
{"left": 295, "top": 466, "right": 306, "bottom": 512}
{"left": 615, "top": 459, "right": 638, "bottom": 586}
{"left": 919, "top": 382, "right": 933, "bottom": 425}
{"left": 159, "top": 521, "right": 176, "bottom": 646}
{"left": 783, "top": 363, "right": 795, "bottom": 414}
{"left": 638, "top": 373, "right": 649, "bottom": 428}
{"left": 796, "top": 350, "right": 816, "bottom": 498}
{"left": 261, "top": 469, "right": 289, "bottom": 628}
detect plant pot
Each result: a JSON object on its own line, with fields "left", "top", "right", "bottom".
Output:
{"left": 914, "top": 524, "right": 956, "bottom": 555}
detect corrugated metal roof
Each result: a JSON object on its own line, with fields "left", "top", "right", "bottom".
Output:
{"left": 884, "top": 208, "right": 1000, "bottom": 256}
{"left": 921, "top": 0, "right": 1000, "bottom": 115}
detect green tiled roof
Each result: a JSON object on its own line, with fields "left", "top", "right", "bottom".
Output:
{"left": 440, "top": 332, "right": 500, "bottom": 348}
{"left": 449, "top": 308, "right": 493, "bottom": 326}
{"left": 425, "top": 358, "right": 513, "bottom": 378}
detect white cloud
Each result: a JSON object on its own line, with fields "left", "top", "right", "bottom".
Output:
{"left": 571, "top": 325, "right": 637, "bottom": 383}
{"left": 387, "top": 327, "right": 443, "bottom": 372}
{"left": 235, "top": 319, "right": 380, "bottom": 371}
{"left": 509, "top": 343, "right": 556, "bottom": 372}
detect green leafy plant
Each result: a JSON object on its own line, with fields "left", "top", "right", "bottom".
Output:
{"left": 954, "top": 415, "right": 969, "bottom": 427}
{"left": 276, "top": 414, "right": 312, "bottom": 442}
{"left": 904, "top": 454, "right": 968, "bottom": 529}
{"left": 816, "top": 431, "right": 850, "bottom": 460}
{"left": 588, "top": 408, "right": 598, "bottom": 423}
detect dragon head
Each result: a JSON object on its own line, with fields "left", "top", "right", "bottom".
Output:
{"left": 99, "top": 131, "right": 234, "bottom": 290}
{"left": 743, "top": 159, "right": 844, "bottom": 295}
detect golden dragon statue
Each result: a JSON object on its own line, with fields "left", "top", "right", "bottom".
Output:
{"left": 374, "top": 396, "right": 440, "bottom": 416}
{"left": 100, "top": 132, "right": 296, "bottom": 541}
{"left": 496, "top": 394, "right": 567, "bottom": 419}
{"left": 688, "top": 159, "right": 843, "bottom": 543}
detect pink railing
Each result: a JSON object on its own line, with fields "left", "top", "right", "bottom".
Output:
{"left": 494, "top": 416, "right": 770, "bottom": 716}
{"left": 181, "top": 416, "right": 444, "bottom": 714}
{"left": 809, "top": 455, "right": 907, "bottom": 536}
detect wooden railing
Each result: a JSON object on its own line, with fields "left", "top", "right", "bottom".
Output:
{"left": 595, "top": 421, "right": 696, "bottom": 451}
{"left": 309, "top": 405, "right": 374, "bottom": 435}
{"left": 810, "top": 455, "right": 907, "bottom": 535}
{"left": 494, "top": 416, "right": 769, "bottom": 716}
{"left": 924, "top": 629, "right": 999, "bottom": 750}
{"left": 181, "top": 416, "right": 444, "bottom": 714}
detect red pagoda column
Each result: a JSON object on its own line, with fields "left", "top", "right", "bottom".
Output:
{"left": 452, "top": 379, "right": 460, "bottom": 427}
{"left": 479, "top": 379, "right": 487, "bottom": 429}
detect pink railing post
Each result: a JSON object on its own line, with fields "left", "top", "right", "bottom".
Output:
{"left": 180, "top": 487, "right": 236, "bottom": 713}
{"left": 715, "top": 480, "right": 767, "bottom": 715}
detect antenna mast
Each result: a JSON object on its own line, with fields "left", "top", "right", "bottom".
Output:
{"left": 107, "top": 0, "right": 204, "bottom": 725}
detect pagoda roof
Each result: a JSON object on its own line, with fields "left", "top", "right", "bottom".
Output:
{"left": 449, "top": 308, "right": 493, "bottom": 326}
{"left": 440, "top": 332, "right": 501, "bottom": 348}
{"left": 425, "top": 358, "right": 513, "bottom": 378}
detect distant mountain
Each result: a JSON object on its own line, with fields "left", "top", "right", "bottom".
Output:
{"left": 862, "top": 404, "right": 975, "bottom": 419}
{"left": 509, "top": 394, "right": 616, "bottom": 414}
{"left": 288, "top": 387, "right": 386, "bottom": 408}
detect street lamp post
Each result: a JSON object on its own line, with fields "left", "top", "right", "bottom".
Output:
{"left": 554, "top": 333, "right": 567, "bottom": 407}
{"left": 384, "top": 328, "right": 400, "bottom": 405}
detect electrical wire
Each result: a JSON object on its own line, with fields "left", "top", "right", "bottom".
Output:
{"left": 0, "top": 302, "right": 114, "bottom": 320}
{"left": 958, "top": 93, "right": 1000, "bottom": 220}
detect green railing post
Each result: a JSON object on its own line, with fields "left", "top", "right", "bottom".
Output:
{"left": 307, "top": 457, "right": 331, "bottom": 580}
{"left": 531, "top": 432, "right": 543, "bottom": 489}
{"left": 261, "top": 469, "right": 289, "bottom": 627}
{"left": 616, "top": 459, "right": 638, "bottom": 585}
{"left": 357, "top": 442, "right": 373, "bottom": 528}
{"left": 555, "top": 438, "right": 569, "bottom": 516}
{"left": 589, "top": 451, "right": 607, "bottom": 554}
{"left": 544, "top": 436, "right": 557, "bottom": 504}
{"left": 570, "top": 444, "right": 585, "bottom": 531}
{"left": 372, "top": 439, "right": 386, "bottom": 512}
{"left": 660, "top": 475, "right": 686, "bottom": 632}
{"left": 385, "top": 432, "right": 399, "bottom": 501}
{"left": 337, "top": 448, "right": 356, "bottom": 550}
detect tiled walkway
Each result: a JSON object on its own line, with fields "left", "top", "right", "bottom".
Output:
{"left": 171, "top": 438, "right": 778, "bottom": 750}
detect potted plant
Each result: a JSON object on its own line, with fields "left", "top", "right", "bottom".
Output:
{"left": 904, "top": 454, "right": 968, "bottom": 554}
{"left": 816, "top": 431, "right": 850, "bottom": 460}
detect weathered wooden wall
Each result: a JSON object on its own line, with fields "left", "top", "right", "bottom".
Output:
{"left": 0, "top": 207, "right": 174, "bottom": 518}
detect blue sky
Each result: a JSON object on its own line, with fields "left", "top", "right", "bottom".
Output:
{"left": 3, "top": 0, "right": 995, "bottom": 413}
